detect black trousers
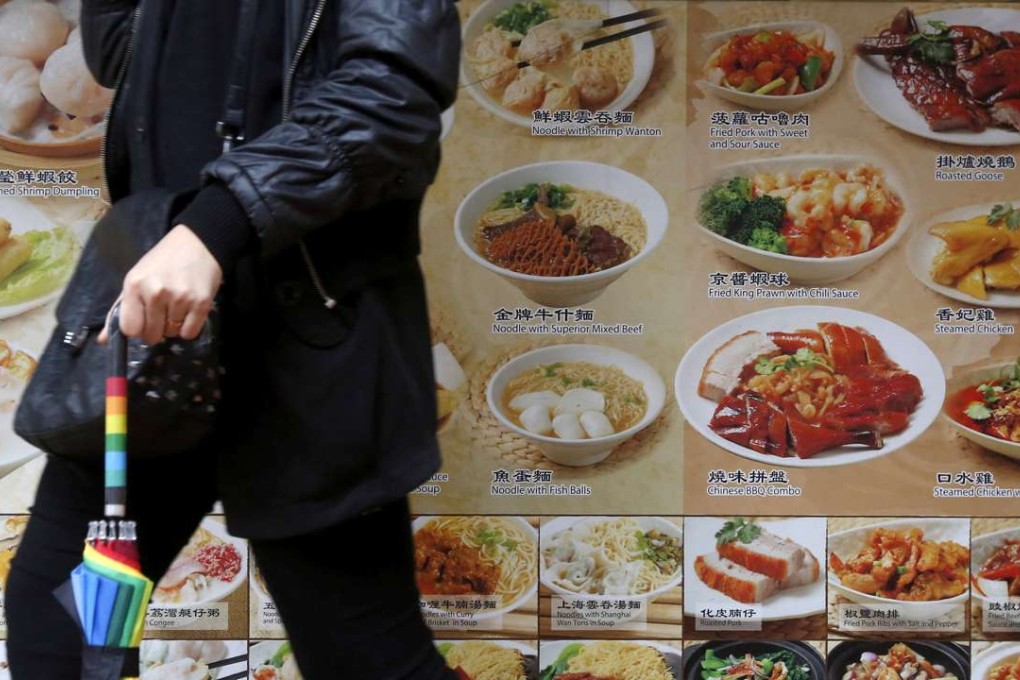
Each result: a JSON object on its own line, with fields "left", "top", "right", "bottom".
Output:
{"left": 4, "top": 454, "right": 457, "bottom": 679}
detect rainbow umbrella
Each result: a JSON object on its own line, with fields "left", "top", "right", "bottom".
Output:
{"left": 54, "top": 315, "right": 154, "bottom": 680}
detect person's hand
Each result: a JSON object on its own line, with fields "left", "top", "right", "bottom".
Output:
{"left": 98, "top": 225, "right": 222, "bottom": 345}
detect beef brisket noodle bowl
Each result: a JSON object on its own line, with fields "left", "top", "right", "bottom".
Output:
{"left": 456, "top": 161, "right": 668, "bottom": 307}
{"left": 413, "top": 516, "right": 537, "bottom": 618}
{"left": 488, "top": 344, "right": 667, "bottom": 466}
{"left": 541, "top": 517, "right": 683, "bottom": 600}
{"left": 462, "top": 0, "right": 654, "bottom": 127}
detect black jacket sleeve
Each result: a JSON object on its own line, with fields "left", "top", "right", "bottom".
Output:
{"left": 79, "top": 0, "right": 138, "bottom": 88}
{"left": 199, "top": 0, "right": 462, "bottom": 259}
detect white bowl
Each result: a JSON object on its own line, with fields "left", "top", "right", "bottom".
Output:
{"left": 907, "top": 201, "right": 1020, "bottom": 309}
{"left": 456, "top": 161, "right": 668, "bottom": 307}
{"left": 944, "top": 362, "right": 1020, "bottom": 462}
{"left": 683, "top": 517, "right": 827, "bottom": 621}
{"left": 675, "top": 305, "right": 945, "bottom": 468}
{"left": 700, "top": 21, "right": 844, "bottom": 111}
{"left": 828, "top": 518, "right": 970, "bottom": 619}
{"left": 412, "top": 515, "right": 538, "bottom": 621}
{"left": 971, "top": 527, "right": 1020, "bottom": 604}
{"left": 696, "top": 155, "right": 910, "bottom": 284}
{"left": 540, "top": 516, "right": 682, "bottom": 601}
{"left": 488, "top": 344, "right": 666, "bottom": 466}
{"left": 973, "top": 642, "right": 1020, "bottom": 680}
{"left": 461, "top": 0, "right": 655, "bottom": 128}
{"left": 854, "top": 7, "right": 1020, "bottom": 147}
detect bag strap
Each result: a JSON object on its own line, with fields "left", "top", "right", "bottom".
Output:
{"left": 216, "top": 0, "right": 261, "bottom": 152}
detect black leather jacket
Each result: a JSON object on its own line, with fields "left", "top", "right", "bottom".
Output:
{"left": 82, "top": 0, "right": 460, "bottom": 262}
{"left": 77, "top": 0, "right": 462, "bottom": 538}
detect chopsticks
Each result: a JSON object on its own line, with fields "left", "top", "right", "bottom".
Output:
{"left": 217, "top": 671, "right": 247, "bottom": 680}
{"left": 208, "top": 654, "right": 248, "bottom": 670}
{"left": 515, "top": 18, "right": 668, "bottom": 69}
{"left": 509, "top": 8, "right": 662, "bottom": 46}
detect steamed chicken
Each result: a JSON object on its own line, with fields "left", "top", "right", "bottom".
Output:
{"left": 929, "top": 203, "right": 1020, "bottom": 301}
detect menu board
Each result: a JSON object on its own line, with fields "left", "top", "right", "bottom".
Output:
{"left": 2, "top": 1, "right": 1020, "bottom": 679}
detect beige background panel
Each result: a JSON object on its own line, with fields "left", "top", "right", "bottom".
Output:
{"left": 684, "top": 2, "right": 1020, "bottom": 518}
{"left": 414, "top": 0, "right": 688, "bottom": 516}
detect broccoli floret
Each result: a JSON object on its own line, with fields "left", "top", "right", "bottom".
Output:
{"left": 698, "top": 177, "right": 752, "bottom": 235}
{"left": 746, "top": 227, "right": 788, "bottom": 253}
{"left": 731, "top": 194, "right": 787, "bottom": 243}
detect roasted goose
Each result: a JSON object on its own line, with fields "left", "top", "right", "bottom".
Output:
{"left": 699, "top": 323, "right": 923, "bottom": 459}
{"left": 858, "top": 8, "right": 1020, "bottom": 132}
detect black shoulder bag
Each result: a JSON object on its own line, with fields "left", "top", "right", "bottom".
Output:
{"left": 13, "top": 0, "right": 263, "bottom": 460}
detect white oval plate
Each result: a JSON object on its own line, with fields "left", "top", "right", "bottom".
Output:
{"left": 683, "top": 517, "right": 826, "bottom": 621}
{"left": 675, "top": 306, "right": 945, "bottom": 467}
{"left": 540, "top": 516, "right": 682, "bottom": 601}
{"left": 152, "top": 518, "right": 248, "bottom": 609}
{"left": 696, "top": 155, "right": 910, "bottom": 285}
{"left": 854, "top": 8, "right": 1020, "bottom": 147}
{"left": 828, "top": 518, "right": 970, "bottom": 616}
{"left": 461, "top": 0, "right": 656, "bottom": 128}
{"left": 412, "top": 515, "right": 538, "bottom": 620}
{"left": 700, "top": 21, "right": 844, "bottom": 111}
{"left": 907, "top": 201, "right": 1020, "bottom": 309}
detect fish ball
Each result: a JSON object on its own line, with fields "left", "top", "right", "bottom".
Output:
{"left": 554, "top": 388, "right": 605, "bottom": 415}
{"left": 509, "top": 390, "right": 560, "bottom": 412}
{"left": 579, "top": 410, "right": 614, "bottom": 438}
{"left": 552, "top": 412, "right": 586, "bottom": 440}
{"left": 0, "top": 55, "right": 42, "bottom": 134}
{"left": 573, "top": 66, "right": 619, "bottom": 109}
{"left": 0, "top": 3, "right": 69, "bottom": 65}
{"left": 519, "top": 404, "right": 553, "bottom": 435}
{"left": 40, "top": 40, "right": 113, "bottom": 117}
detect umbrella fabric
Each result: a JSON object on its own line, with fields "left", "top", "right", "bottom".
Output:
{"left": 81, "top": 544, "right": 154, "bottom": 647}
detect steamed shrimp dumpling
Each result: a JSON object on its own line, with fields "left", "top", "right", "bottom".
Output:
{"left": 509, "top": 390, "right": 560, "bottom": 412}
{"left": 517, "top": 22, "right": 574, "bottom": 71}
{"left": 0, "top": 3, "right": 69, "bottom": 65}
{"left": 554, "top": 389, "right": 605, "bottom": 416}
{"left": 40, "top": 40, "right": 113, "bottom": 117}
{"left": 502, "top": 70, "right": 546, "bottom": 114}
{"left": 0, "top": 55, "right": 42, "bottom": 133}
{"left": 552, "top": 412, "right": 586, "bottom": 440}
{"left": 541, "top": 84, "right": 579, "bottom": 111}
{"left": 476, "top": 56, "right": 517, "bottom": 95}
{"left": 574, "top": 66, "right": 619, "bottom": 109}
{"left": 519, "top": 404, "right": 553, "bottom": 435}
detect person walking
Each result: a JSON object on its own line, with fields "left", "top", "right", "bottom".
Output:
{"left": 4, "top": 0, "right": 461, "bottom": 677}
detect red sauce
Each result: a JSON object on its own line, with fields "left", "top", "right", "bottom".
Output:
{"left": 195, "top": 544, "right": 242, "bottom": 582}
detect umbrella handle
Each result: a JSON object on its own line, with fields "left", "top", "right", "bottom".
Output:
{"left": 105, "top": 303, "right": 128, "bottom": 518}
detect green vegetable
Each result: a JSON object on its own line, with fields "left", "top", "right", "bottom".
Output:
{"left": 581, "top": 378, "right": 597, "bottom": 388}
{"left": 491, "top": 0, "right": 554, "bottom": 35}
{"left": 715, "top": 518, "right": 762, "bottom": 546}
{"left": 754, "top": 77, "right": 787, "bottom": 95}
{"left": 747, "top": 226, "right": 789, "bottom": 253}
{"left": 753, "top": 32, "right": 773, "bottom": 43}
{"left": 989, "top": 203, "right": 1020, "bottom": 232}
{"left": 732, "top": 194, "right": 786, "bottom": 244}
{"left": 539, "top": 643, "right": 583, "bottom": 680}
{"left": 966, "top": 401, "right": 993, "bottom": 421}
{"left": 541, "top": 362, "right": 563, "bottom": 378}
{"left": 799, "top": 55, "right": 823, "bottom": 91}
{"left": 908, "top": 20, "right": 955, "bottom": 65}
{"left": 634, "top": 530, "right": 683, "bottom": 574}
{"left": 701, "top": 649, "right": 811, "bottom": 680}
{"left": 896, "top": 565, "right": 908, "bottom": 575}
{"left": 698, "top": 177, "right": 752, "bottom": 235}
{"left": 738, "top": 77, "right": 760, "bottom": 92}
{"left": 496, "top": 182, "right": 574, "bottom": 211}
{"left": 476, "top": 527, "right": 519, "bottom": 551}
{"left": 0, "top": 228, "right": 77, "bottom": 307}
{"left": 437, "top": 643, "right": 454, "bottom": 657}
{"left": 755, "top": 347, "right": 831, "bottom": 376}
{"left": 270, "top": 642, "right": 293, "bottom": 668}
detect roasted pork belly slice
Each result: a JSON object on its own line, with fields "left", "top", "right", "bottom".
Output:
{"left": 699, "top": 331, "right": 780, "bottom": 402}
{"left": 694, "top": 553, "right": 781, "bottom": 604}
{"left": 991, "top": 99, "right": 1020, "bottom": 131}
{"left": 783, "top": 552, "right": 821, "bottom": 589}
{"left": 767, "top": 330, "right": 825, "bottom": 355}
{"left": 717, "top": 528, "right": 807, "bottom": 580}
{"left": 889, "top": 54, "right": 991, "bottom": 131}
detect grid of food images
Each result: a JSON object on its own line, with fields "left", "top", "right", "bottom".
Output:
{"left": 1, "top": 0, "right": 1020, "bottom": 678}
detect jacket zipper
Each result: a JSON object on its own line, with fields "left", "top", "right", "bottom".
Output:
{"left": 99, "top": 6, "right": 142, "bottom": 204}
{"left": 284, "top": 0, "right": 338, "bottom": 309}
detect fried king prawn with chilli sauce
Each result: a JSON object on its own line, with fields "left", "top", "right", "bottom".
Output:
{"left": 829, "top": 527, "right": 969, "bottom": 601}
